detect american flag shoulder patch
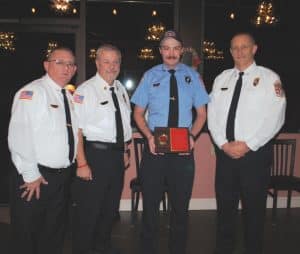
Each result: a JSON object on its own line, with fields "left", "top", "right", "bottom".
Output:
{"left": 73, "top": 94, "right": 84, "bottom": 104}
{"left": 19, "top": 90, "right": 33, "bottom": 100}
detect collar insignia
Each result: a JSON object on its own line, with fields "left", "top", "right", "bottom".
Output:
{"left": 253, "top": 77, "right": 260, "bottom": 86}
{"left": 185, "top": 76, "right": 191, "bottom": 84}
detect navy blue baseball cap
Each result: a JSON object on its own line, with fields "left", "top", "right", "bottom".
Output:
{"left": 160, "top": 30, "right": 183, "bottom": 46}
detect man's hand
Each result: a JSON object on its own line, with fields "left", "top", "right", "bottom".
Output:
{"left": 20, "top": 176, "right": 48, "bottom": 202}
{"left": 77, "top": 165, "right": 93, "bottom": 181}
{"left": 232, "top": 141, "right": 250, "bottom": 157}
{"left": 147, "top": 135, "right": 157, "bottom": 155}
{"left": 222, "top": 141, "right": 250, "bottom": 159}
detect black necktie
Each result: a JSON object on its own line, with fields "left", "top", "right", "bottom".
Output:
{"left": 226, "top": 72, "right": 244, "bottom": 142}
{"left": 62, "top": 89, "right": 75, "bottom": 164}
{"left": 168, "top": 69, "right": 179, "bottom": 127}
{"left": 110, "top": 87, "right": 124, "bottom": 147}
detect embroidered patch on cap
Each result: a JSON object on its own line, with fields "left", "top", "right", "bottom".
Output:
{"left": 73, "top": 94, "right": 84, "bottom": 104}
{"left": 19, "top": 90, "right": 33, "bottom": 100}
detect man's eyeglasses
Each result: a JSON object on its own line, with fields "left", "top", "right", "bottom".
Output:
{"left": 47, "top": 59, "right": 76, "bottom": 68}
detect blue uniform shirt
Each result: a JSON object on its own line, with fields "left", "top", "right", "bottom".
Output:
{"left": 131, "top": 63, "right": 209, "bottom": 131}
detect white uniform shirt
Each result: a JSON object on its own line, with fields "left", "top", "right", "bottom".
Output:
{"left": 74, "top": 73, "right": 132, "bottom": 143}
{"left": 8, "top": 74, "right": 79, "bottom": 182}
{"left": 208, "top": 62, "right": 286, "bottom": 151}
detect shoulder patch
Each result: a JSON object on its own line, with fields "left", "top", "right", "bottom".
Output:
{"left": 274, "top": 81, "right": 285, "bottom": 97}
{"left": 73, "top": 94, "right": 84, "bottom": 104}
{"left": 19, "top": 90, "right": 33, "bottom": 100}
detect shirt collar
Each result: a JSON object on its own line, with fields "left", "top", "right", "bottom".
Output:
{"left": 161, "top": 62, "right": 184, "bottom": 72}
{"left": 95, "top": 72, "right": 119, "bottom": 91}
{"left": 234, "top": 62, "right": 257, "bottom": 77}
{"left": 44, "top": 74, "right": 65, "bottom": 91}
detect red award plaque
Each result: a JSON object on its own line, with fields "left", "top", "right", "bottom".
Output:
{"left": 154, "top": 127, "right": 190, "bottom": 153}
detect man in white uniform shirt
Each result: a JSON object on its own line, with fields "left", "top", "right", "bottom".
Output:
{"left": 208, "top": 32, "right": 286, "bottom": 254}
{"left": 8, "top": 47, "right": 78, "bottom": 254}
{"left": 72, "top": 44, "right": 132, "bottom": 254}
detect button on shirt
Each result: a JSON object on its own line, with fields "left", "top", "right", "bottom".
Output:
{"left": 74, "top": 73, "right": 132, "bottom": 143}
{"left": 8, "top": 74, "right": 79, "bottom": 182}
{"left": 207, "top": 62, "right": 286, "bottom": 151}
{"left": 131, "top": 63, "right": 209, "bottom": 131}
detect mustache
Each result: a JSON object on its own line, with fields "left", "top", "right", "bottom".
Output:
{"left": 166, "top": 56, "right": 178, "bottom": 60}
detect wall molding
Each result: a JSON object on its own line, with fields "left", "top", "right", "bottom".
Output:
{"left": 119, "top": 197, "right": 300, "bottom": 211}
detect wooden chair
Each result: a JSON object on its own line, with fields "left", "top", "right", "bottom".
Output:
{"left": 268, "top": 138, "right": 300, "bottom": 222}
{"left": 130, "top": 137, "right": 168, "bottom": 219}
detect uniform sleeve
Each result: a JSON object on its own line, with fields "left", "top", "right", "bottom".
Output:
{"left": 73, "top": 86, "right": 88, "bottom": 130}
{"left": 130, "top": 73, "right": 149, "bottom": 108}
{"left": 122, "top": 85, "right": 131, "bottom": 112}
{"left": 245, "top": 77, "right": 286, "bottom": 151}
{"left": 207, "top": 76, "right": 228, "bottom": 148}
{"left": 192, "top": 72, "right": 210, "bottom": 108}
{"left": 8, "top": 88, "right": 43, "bottom": 182}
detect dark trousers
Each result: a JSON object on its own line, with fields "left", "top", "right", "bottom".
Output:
{"left": 10, "top": 164, "right": 73, "bottom": 254}
{"left": 71, "top": 146, "right": 124, "bottom": 254}
{"left": 214, "top": 143, "right": 272, "bottom": 254}
{"left": 140, "top": 150, "right": 195, "bottom": 254}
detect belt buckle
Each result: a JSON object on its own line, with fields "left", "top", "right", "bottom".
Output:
{"left": 57, "top": 168, "right": 63, "bottom": 173}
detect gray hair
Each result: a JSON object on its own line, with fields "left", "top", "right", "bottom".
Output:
{"left": 96, "top": 44, "right": 121, "bottom": 61}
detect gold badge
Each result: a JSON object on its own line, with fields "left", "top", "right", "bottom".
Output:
{"left": 158, "top": 134, "right": 168, "bottom": 145}
{"left": 253, "top": 77, "right": 260, "bottom": 86}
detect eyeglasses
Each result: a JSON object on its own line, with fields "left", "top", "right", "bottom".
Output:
{"left": 47, "top": 59, "right": 76, "bottom": 68}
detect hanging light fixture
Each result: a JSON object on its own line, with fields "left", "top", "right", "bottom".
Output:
{"left": 202, "top": 41, "right": 224, "bottom": 60}
{"left": 89, "top": 48, "right": 97, "bottom": 59}
{"left": 138, "top": 47, "right": 155, "bottom": 60}
{"left": 46, "top": 41, "right": 58, "bottom": 57}
{"left": 51, "top": 0, "right": 73, "bottom": 14}
{"left": 145, "top": 22, "right": 166, "bottom": 41}
{"left": 0, "top": 32, "right": 16, "bottom": 52}
{"left": 253, "top": 1, "right": 278, "bottom": 26}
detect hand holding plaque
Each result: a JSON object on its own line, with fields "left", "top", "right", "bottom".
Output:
{"left": 154, "top": 127, "right": 190, "bottom": 153}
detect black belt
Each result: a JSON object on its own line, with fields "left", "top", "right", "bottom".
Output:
{"left": 38, "top": 163, "right": 74, "bottom": 174}
{"left": 85, "top": 140, "right": 126, "bottom": 151}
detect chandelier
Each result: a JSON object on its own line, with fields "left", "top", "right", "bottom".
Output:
{"left": 0, "top": 32, "right": 16, "bottom": 52}
{"left": 89, "top": 48, "right": 97, "bottom": 59}
{"left": 138, "top": 47, "right": 155, "bottom": 60}
{"left": 46, "top": 41, "right": 58, "bottom": 57}
{"left": 203, "top": 41, "right": 224, "bottom": 60}
{"left": 145, "top": 22, "right": 166, "bottom": 41}
{"left": 51, "top": 0, "right": 73, "bottom": 13}
{"left": 253, "top": 1, "right": 278, "bottom": 26}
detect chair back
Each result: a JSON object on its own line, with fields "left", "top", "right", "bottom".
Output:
{"left": 271, "top": 139, "right": 296, "bottom": 177}
{"left": 133, "top": 137, "right": 146, "bottom": 178}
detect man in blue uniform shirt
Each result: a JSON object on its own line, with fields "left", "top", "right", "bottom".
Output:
{"left": 131, "top": 30, "right": 209, "bottom": 254}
